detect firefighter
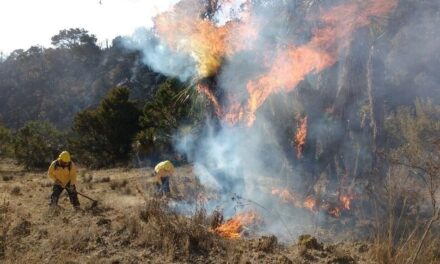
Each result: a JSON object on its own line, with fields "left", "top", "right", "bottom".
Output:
{"left": 48, "top": 151, "right": 80, "bottom": 209}
{"left": 154, "top": 160, "right": 175, "bottom": 197}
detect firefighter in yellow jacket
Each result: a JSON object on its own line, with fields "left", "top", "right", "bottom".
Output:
{"left": 154, "top": 160, "right": 174, "bottom": 197}
{"left": 48, "top": 151, "right": 80, "bottom": 208}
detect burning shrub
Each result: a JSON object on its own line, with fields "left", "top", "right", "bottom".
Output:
{"left": 212, "top": 211, "right": 262, "bottom": 239}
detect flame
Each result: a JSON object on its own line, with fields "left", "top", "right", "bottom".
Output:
{"left": 339, "top": 193, "right": 354, "bottom": 210}
{"left": 196, "top": 83, "right": 223, "bottom": 116}
{"left": 295, "top": 116, "right": 308, "bottom": 159}
{"left": 271, "top": 187, "right": 357, "bottom": 218}
{"left": 154, "top": 0, "right": 257, "bottom": 78}
{"left": 226, "top": 0, "right": 397, "bottom": 126}
{"left": 245, "top": 47, "right": 333, "bottom": 125}
{"left": 213, "top": 211, "right": 260, "bottom": 239}
{"left": 152, "top": 0, "right": 396, "bottom": 126}
{"left": 271, "top": 188, "right": 319, "bottom": 213}
{"left": 303, "top": 196, "right": 318, "bottom": 212}
{"left": 271, "top": 188, "right": 303, "bottom": 208}
{"left": 222, "top": 101, "right": 245, "bottom": 125}
{"left": 328, "top": 206, "right": 341, "bottom": 218}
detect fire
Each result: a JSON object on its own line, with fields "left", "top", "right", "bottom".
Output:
{"left": 152, "top": 0, "right": 396, "bottom": 127}
{"left": 303, "top": 196, "right": 318, "bottom": 213}
{"left": 228, "top": 0, "right": 397, "bottom": 126}
{"left": 295, "top": 116, "right": 308, "bottom": 159}
{"left": 328, "top": 206, "right": 341, "bottom": 218}
{"left": 154, "top": 0, "right": 257, "bottom": 78}
{"left": 271, "top": 188, "right": 319, "bottom": 214}
{"left": 213, "top": 211, "right": 260, "bottom": 239}
{"left": 222, "top": 101, "right": 245, "bottom": 125}
{"left": 196, "top": 83, "right": 223, "bottom": 116}
{"left": 271, "top": 187, "right": 356, "bottom": 218}
{"left": 271, "top": 188, "right": 303, "bottom": 208}
{"left": 339, "top": 194, "right": 354, "bottom": 210}
{"left": 244, "top": 47, "right": 334, "bottom": 125}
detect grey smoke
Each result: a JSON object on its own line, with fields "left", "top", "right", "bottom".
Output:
{"left": 123, "top": 28, "right": 196, "bottom": 81}
{"left": 126, "top": 0, "right": 440, "bottom": 240}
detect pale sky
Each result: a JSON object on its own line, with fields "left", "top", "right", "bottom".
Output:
{"left": 0, "top": 0, "right": 180, "bottom": 55}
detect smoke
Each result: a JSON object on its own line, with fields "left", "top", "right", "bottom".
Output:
{"left": 123, "top": 28, "right": 196, "bottom": 81}
{"left": 175, "top": 116, "right": 315, "bottom": 239}
{"left": 385, "top": 1, "right": 440, "bottom": 102}
{"left": 124, "top": 0, "right": 439, "bottom": 239}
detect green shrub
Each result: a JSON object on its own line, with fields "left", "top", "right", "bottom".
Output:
{"left": 0, "top": 123, "right": 14, "bottom": 158}
{"left": 70, "top": 86, "right": 141, "bottom": 168}
{"left": 14, "top": 121, "right": 65, "bottom": 169}
{"left": 136, "top": 78, "right": 195, "bottom": 157}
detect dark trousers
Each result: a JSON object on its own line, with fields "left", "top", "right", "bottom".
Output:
{"left": 50, "top": 183, "right": 80, "bottom": 207}
{"left": 156, "top": 176, "right": 170, "bottom": 196}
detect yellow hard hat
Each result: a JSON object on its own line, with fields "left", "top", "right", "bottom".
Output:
{"left": 58, "top": 151, "right": 71, "bottom": 163}
{"left": 154, "top": 160, "right": 174, "bottom": 174}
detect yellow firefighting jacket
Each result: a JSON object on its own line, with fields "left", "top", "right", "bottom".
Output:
{"left": 154, "top": 160, "right": 174, "bottom": 183}
{"left": 48, "top": 160, "right": 77, "bottom": 187}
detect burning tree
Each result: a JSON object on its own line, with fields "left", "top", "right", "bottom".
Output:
{"left": 127, "top": 0, "right": 440, "bottom": 253}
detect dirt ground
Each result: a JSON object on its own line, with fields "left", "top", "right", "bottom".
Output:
{"left": 0, "top": 159, "right": 377, "bottom": 264}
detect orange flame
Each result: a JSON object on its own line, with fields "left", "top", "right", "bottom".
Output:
{"left": 328, "top": 206, "right": 341, "bottom": 218}
{"left": 271, "top": 187, "right": 356, "bottom": 218}
{"left": 213, "top": 211, "right": 260, "bottom": 239}
{"left": 154, "top": 0, "right": 257, "bottom": 78}
{"left": 339, "top": 193, "right": 354, "bottom": 210}
{"left": 271, "top": 188, "right": 303, "bottom": 208}
{"left": 222, "top": 101, "right": 245, "bottom": 125}
{"left": 303, "top": 196, "right": 318, "bottom": 213}
{"left": 197, "top": 83, "right": 223, "bottom": 116}
{"left": 295, "top": 116, "right": 308, "bottom": 159}
{"left": 153, "top": 0, "right": 397, "bottom": 125}
{"left": 228, "top": 0, "right": 397, "bottom": 126}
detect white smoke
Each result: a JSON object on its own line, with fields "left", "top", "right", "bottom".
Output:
{"left": 123, "top": 28, "right": 196, "bottom": 81}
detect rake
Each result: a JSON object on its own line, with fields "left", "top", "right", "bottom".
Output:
{"left": 76, "top": 191, "right": 98, "bottom": 208}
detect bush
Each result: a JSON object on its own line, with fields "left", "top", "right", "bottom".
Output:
{"left": 0, "top": 123, "right": 14, "bottom": 158}
{"left": 136, "top": 78, "right": 196, "bottom": 159}
{"left": 14, "top": 121, "right": 65, "bottom": 169}
{"left": 70, "top": 86, "right": 141, "bottom": 168}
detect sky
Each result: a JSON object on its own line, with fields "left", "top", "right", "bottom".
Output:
{"left": 0, "top": 0, "right": 180, "bottom": 55}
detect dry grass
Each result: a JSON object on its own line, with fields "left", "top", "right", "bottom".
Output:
{"left": 0, "top": 160, "right": 438, "bottom": 263}
{"left": 2, "top": 175, "right": 13, "bottom": 182}
{"left": 10, "top": 186, "right": 20, "bottom": 196}
{"left": 0, "top": 200, "right": 11, "bottom": 259}
{"left": 369, "top": 166, "right": 440, "bottom": 264}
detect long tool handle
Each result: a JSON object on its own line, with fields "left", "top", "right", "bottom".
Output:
{"left": 76, "top": 191, "right": 97, "bottom": 202}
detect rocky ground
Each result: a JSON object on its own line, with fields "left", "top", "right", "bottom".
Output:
{"left": 0, "top": 159, "right": 379, "bottom": 264}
